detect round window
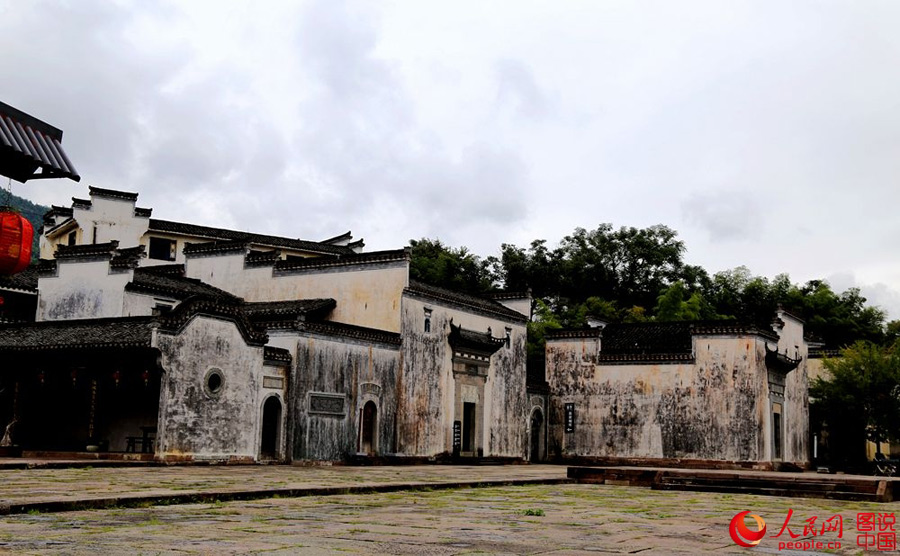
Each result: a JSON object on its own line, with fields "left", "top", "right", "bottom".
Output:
{"left": 204, "top": 368, "right": 225, "bottom": 397}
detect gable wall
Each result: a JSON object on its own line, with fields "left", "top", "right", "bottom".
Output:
{"left": 37, "top": 261, "right": 132, "bottom": 321}
{"left": 185, "top": 254, "right": 408, "bottom": 332}
{"left": 289, "top": 332, "right": 400, "bottom": 461}
{"left": 398, "top": 293, "right": 527, "bottom": 458}
{"left": 156, "top": 316, "right": 265, "bottom": 460}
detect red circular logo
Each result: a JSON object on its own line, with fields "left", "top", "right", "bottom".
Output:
{"left": 729, "top": 511, "right": 767, "bottom": 547}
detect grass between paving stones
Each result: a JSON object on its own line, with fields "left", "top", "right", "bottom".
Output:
{"left": 2, "top": 483, "right": 896, "bottom": 554}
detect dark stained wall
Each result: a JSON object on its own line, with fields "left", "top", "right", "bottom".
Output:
{"left": 547, "top": 335, "right": 774, "bottom": 463}
{"left": 398, "top": 293, "right": 528, "bottom": 458}
{"left": 290, "top": 333, "right": 400, "bottom": 461}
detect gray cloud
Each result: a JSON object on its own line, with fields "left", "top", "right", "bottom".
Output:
{"left": 3, "top": 0, "right": 900, "bottom": 317}
{"left": 681, "top": 190, "right": 763, "bottom": 241}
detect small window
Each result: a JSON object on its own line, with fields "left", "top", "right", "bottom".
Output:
{"left": 67, "top": 231, "right": 77, "bottom": 246}
{"left": 149, "top": 237, "right": 177, "bottom": 261}
{"left": 505, "top": 327, "right": 512, "bottom": 348}
{"left": 424, "top": 308, "right": 432, "bottom": 333}
{"left": 204, "top": 368, "right": 225, "bottom": 397}
{"left": 152, "top": 302, "right": 173, "bottom": 316}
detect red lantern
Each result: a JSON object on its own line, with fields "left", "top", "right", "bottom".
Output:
{"left": 0, "top": 209, "right": 33, "bottom": 275}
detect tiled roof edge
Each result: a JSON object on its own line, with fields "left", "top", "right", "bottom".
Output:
{"left": 298, "top": 321, "right": 402, "bottom": 347}
{"left": 263, "top": 346, "right": 292, "bottom": 364}
{"left": 274, "top": 249, "right": 409, "bottom": 272}
{"left": 404, "top": 281, "right": 528, "bottom": 324}
{"left": 89, "top": 186, "right": 139, "bottom": 202}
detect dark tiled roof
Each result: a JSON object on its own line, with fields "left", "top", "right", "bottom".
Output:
{"left": 0, "top": 295, "right": 273, "bottom": 352}
{"left": 36, "top": 258, "right": 58, "bottom": 276}
{"left": 448, "top": 323, "right": 505, "bottom": 355}
{"left": 0, "top": 317, "right": 155, "bottom": 352}
{"left": 404, "top": 280, "right": 528, "bottom": 323}
{"left": 0, "top": 100, "right": 80, "bottom": 182}
{"left": 263, "top": 346, "right": 292, "bottom": 364}
{"left": 0, "top": 265, "right": 39, "bottom": 293}
{"left": 548, "top": 320, "right": 782, "bottom": 364}
{"left": 600, "top": 323, "right": 694, "bottom": 355}
{"left": 243, "top": 299, "right": 336, "bottom": 323}
{"left": 55, "top": 240, "right": 119, "bottom": 260}
{"left": 127, "top": 268, "right": 241, "bottom": 302}
{"left": 156, "top": 297, "right": 268, "bottom": 346}
{"left": 245, "top": 249, "right": 280, "bottom": 267}
{"left": 149, "top": 219, "right": 355, "bottom": 256}
{"left": 110, "top": 246, "right": 146, "bottom": 269}
{"left": 595, "top": 352, "right": 695, "bottom": 364}
{"left": 545, "top": 328, "right": 603, "bottom": 340}
{"left": 274, "top": 249, "right": 407, "bottom": 272}
{"left": 320, "top": 231, "right": 352, "bottom": 244}
{"left": 134, "top": 207, "right": 152, "bottom": 218}
{"left": 138, "top": 263, "right": 186, "bottom": 276}
{"left": 43, "top": 216, "right": 77, "bottom": 237}
{"left": 182, "top": 239, "right": 248, "bottom": 256}
{"left": 808, "top": 348, "right": 841, "bottom": 359}
{"left": 43, "top": 205, "right": 73, "bottom": 224}
{"left": 487, "top": 291, "right": 531, "bottom": 301}
{"left": 765, "top": 344, "right": 802, "bottom": 374}
{"left": 691, "top": 323, "right": 778, "bottom": 341}
{"left": 71, "top": 197, "right": 92, "bottom": 209}
{"left": 298, "top": 321, "right": 401, "bottom": 346}
{"left": 89, "top": 186, "right": 139, "bottom": 202}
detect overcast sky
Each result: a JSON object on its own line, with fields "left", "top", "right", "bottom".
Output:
{"left": 3, "top": 0, "right": 899, "bottom": 318}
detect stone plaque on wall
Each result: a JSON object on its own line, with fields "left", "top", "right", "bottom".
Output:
{"left": 309, "top": 393, "right": 345, "bottom": 416}
{"left": 531, "top": 396, "right": 543, "bottom": 407}
{"left": 262, "top": 376, "right": 284, "bottom": 389}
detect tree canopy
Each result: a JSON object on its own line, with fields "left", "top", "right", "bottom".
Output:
{"left": 408, "top": 223, "right": 895, "bottom": 349}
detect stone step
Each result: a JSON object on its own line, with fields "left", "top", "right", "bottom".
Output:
{"left": 568, "top": 466, "right": 896, "bottom": 503}
{"left": 652, "top": 480, "right": 883, "bottom": 502}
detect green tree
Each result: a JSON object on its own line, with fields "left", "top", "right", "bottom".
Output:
{"left": 811, "top": 341, "right": 900, "bottom": 467}
{"left": 408, "top": 238, "right": 495, "bottom": 294}
{"left": 654, "top": 281, "right": 703, "bottom": 321}
{"left": 527, "top": 298, "right": 562, "bottom": 359}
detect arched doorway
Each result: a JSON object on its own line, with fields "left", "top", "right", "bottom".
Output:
{"left": 530, "top": 408, "right": 544, "bottom": 462}
{"left": 260, "top": 397, "right": 282, "bottom": 460}
{"left": 360, "top": 401, "right": 377, "bottom": 455}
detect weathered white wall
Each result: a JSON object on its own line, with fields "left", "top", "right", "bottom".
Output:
{"left": 291, "top": 333, "right": 400, "bottom": 461}
{"left": 774, "top": 311, "right": 810, "bottom": 464}
{"left": 494, "top": 297, "right": 531, "bottom": 318}
{"left": 547, "top": 335, "right": 772, "bottom": 462}
{"left": 185, "top": 254, "right": 408, "bottom": 332}
{"left": 398, "top": 294, "right": 527, "bottom": 459}
{"left": 122, "top": 291, "right": 178, "bottom": 317}
{"left": 156, "top": 316, "right": 265, "bottom": 460}
{"left": 72, "top": 196, "right": 149, "bottom": 249}
{"left": 37, "top": 261, "right": 132, "bottom": 321}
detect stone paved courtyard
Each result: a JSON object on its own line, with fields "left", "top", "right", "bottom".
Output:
{"left": 1, "top": 464, "right": 899, "bottom": 554}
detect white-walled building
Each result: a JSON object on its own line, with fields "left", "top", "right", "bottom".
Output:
{"left": 0, "top": 187, "right": 532, "bottom": 463}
